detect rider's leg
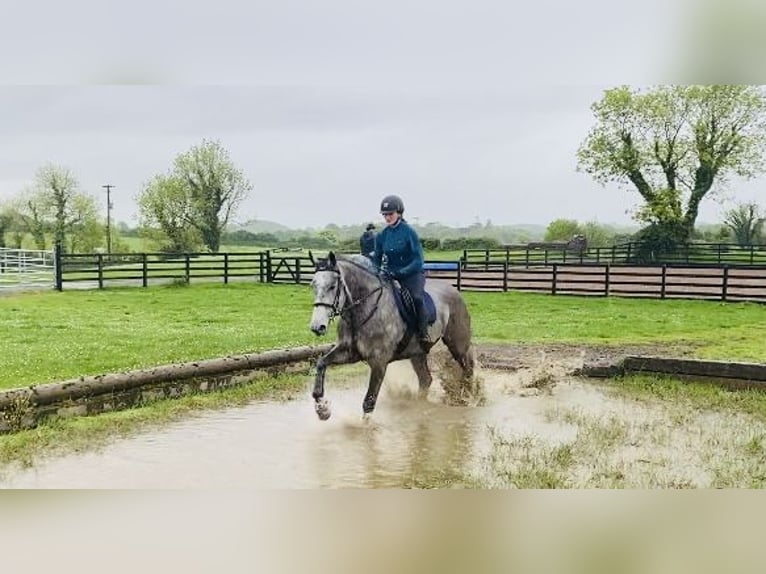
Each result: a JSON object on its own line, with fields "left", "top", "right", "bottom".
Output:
{"left": 400, "top": 272, "right": 429, "bottom": 343}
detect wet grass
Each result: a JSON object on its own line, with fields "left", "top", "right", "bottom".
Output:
{"left": 475, "top": 374, "right": 766, "bottom": 489}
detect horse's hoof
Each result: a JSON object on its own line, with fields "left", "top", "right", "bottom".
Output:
{"left": 315, "top": 399, "right": 331, "bottom": 421}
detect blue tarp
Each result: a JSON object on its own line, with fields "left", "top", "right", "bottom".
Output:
{"left": 423, "top": 262, "right": 458, "bottom": 271}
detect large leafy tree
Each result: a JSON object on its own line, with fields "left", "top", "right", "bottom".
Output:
{"left": 577, "top": 85, "right": 766, "bottom": 241}
{"left": 138, "top": 175, "right": 203, "bottom": 253}
{"left": 139, "top": 139, "right": 253, "bottom": 253}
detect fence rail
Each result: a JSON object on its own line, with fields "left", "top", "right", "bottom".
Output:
{"left": 463, "top": 242, "right": 766, "bottom": 268}
{"left": 54, "top": 246, "right": 766, "bottom": 304}
{"left": 427, "top": 263, "right": 766, "bottom": 303}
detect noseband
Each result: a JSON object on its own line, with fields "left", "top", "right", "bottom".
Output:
{"left": 313, "top": 263, "right": 384, "bottom": 329}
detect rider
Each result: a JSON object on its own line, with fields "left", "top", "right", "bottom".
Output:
{"left": 359, "top": 223, "right": 376, "bottom": 260}
{"left": 372, "top": 194, "right": 430, "bottom": 345}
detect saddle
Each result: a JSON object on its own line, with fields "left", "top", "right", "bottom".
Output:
{"left": 391, "top": 283, "right": 437, "bottom": 331}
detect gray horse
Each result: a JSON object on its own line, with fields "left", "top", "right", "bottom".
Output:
{"left": 309, "top": 251, "right": 475, "bottom": 420}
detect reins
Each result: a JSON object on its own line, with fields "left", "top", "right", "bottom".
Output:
{"left": 313, "top": 258, "right": 386, "bottom": 330}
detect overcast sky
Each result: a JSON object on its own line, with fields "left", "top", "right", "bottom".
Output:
{"left": 1, "top": 0, "right": 763, "bottom": 229}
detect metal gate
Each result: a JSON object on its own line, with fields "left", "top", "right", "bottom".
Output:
{"left": 0, "top": 247, "right": 55, "bottom": 291}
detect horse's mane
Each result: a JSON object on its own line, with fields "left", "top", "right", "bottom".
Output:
{"left": 336, "top": 253, "right": 377, "bottom": 272}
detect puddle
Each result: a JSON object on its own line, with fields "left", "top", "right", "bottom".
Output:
{"left": 2, "top": 358, "right": 764, "bottom": 488}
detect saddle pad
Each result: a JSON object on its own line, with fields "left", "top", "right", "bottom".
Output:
{"left": 392, "top": 287, "right": 436, "bottom": 328}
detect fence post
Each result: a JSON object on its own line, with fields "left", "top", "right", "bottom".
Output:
{"left": 142, "top": 254, "right": 148, "bottom": 287}
{"left": 97, "top": 253, "right": 104, "bottom": 289}
{"left": 722, "top": 265, "right": 729, "bottom": 301}
{"left": 717, "top": 243, "right": 722, "bottom": 265}
{"left": 660, "top": 265, "right": 667, "bottom": 299}
{"left": 224, "top": 253, "right": 229, "bottom": 284}
{"left": 604, "top": 264, "right": 610, "bottom": 296}
{"left": 295, "top": 257, "right": 301, "bottom": 284}
{"left": 484, "top": 249, "right": 489, "bottom": 271}
{"left": 456, "top": 260, "right": 462, "bottom": 291}
{"left": 54, "top": 241, "right": 63, "bottom": 291}
{"left": 266, "top": 251, "right": 273, "bottom": 283}
{"left": 626, "top": 243, "right": 632, "bottom": 263}
{"left": 185, "top": 254, "right": 191, "bottom": 283}
{"left": 552, "top": 264, "right": 558, "bottom": 295}
{"left": 502, "top": 262, "right": 508, "bottom": 292}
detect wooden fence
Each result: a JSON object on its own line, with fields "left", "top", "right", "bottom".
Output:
{"left": 55, "top": 249, "right": 316, "bottom": 290}
{"left": 54, "top": 246, "right": 766, "bottom": 304}
{"left": 463, "top": 242, "right": 766, "bottom": 268}
{"left": 427, "top": 263, "right": 766, "bottom": 303}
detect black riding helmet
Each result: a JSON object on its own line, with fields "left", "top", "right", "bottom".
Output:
{"left": 380, "top": 194, "right": 404, "bottom": 214}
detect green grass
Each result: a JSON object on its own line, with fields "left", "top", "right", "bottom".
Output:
{"left": 0, "top": 282, "right": 319, "bottom": 388}
{"left": 2, "top": 285, "right": 766, "bottom": 390}
{"left": 464, "top": 291, "right": 766, "bottom": 360}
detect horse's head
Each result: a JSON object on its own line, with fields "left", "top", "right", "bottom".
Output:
{"left": 309, "top": 251, "right": 344, "bottom": 336}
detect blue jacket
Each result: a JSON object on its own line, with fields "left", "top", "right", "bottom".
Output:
{"left": 373, "top": 218, "right": 424, "bottom": 278}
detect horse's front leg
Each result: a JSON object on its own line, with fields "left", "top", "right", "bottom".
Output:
{"left": 312, "top": 344, "right": 359, "bottom": 421}
{"left": 362, "top": 362, "right": 388, "bottom": 416}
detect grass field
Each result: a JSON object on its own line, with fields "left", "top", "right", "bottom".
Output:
{"left": 2, "top": 283, "right": 766, "bottom": 389}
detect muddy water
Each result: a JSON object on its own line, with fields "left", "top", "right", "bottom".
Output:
{"left": 0, "top": 362, "right": 605, "bottom": 489}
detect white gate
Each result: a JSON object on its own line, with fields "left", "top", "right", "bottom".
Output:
{"left": 0, "top": 247, "right": 55, "bottom": 291}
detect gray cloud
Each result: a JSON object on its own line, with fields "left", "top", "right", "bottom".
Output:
{"left": 0, "top": 0, "right": 761, "bottom": 229}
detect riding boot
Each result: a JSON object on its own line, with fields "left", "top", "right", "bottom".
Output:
{"left": 414, "top": 299, "right": 431, "bottom": 345}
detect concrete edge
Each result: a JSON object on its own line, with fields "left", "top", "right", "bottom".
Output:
{"left": 576, "top": 355, "right": 766, "bottom": 390}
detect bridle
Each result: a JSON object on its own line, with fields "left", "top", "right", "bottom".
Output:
{"left": 312, "top": 260, "right": 385, "bottom": 330}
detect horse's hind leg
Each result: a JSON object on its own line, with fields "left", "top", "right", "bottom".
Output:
{"left": 442, "top": 325, "right": 475, "bottom": 382}
{"left": 410, "top": 354, "right": 433, "bottom": 400}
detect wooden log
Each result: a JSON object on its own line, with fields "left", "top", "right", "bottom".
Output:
{"left": 0, "top": 344, "right": 334, "bottom": 409}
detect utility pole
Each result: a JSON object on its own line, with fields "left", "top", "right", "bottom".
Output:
{"left": 102, "top": 184, "right": 114, "bottom": 255}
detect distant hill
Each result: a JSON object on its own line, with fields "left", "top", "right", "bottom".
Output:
{"left": 230, "top": 219, "right": 292, "bottom": 234}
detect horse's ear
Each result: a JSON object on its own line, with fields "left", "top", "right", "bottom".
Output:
{"left": 328, "top": 251, "right": 336, "bottom": 267}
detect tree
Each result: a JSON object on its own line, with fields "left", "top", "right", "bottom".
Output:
{"left": 544, "top": 219, "right": 581, "bottom": 241}
{"left": 138, "top": 140, "right": 252, "bottom": 253}
{"left": 723, "top": 202, "right": 765, "bottom": 245}
{"left": 10, "top": 189, "right": 48, "bottom": 249}
{"left": 577, "top": 85, "right": 766, "bottom": 241}
{"left": 8, "top": 164, "right": 101, "bottom": 252}
{"left": 138, "top": 175, "right": 203, "bottom": 253}
{"left": 174, "top": 139, "right": 253, "bottom": 252}
{"left": 580, "top": 221, "right": 615, "bottom": 248}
